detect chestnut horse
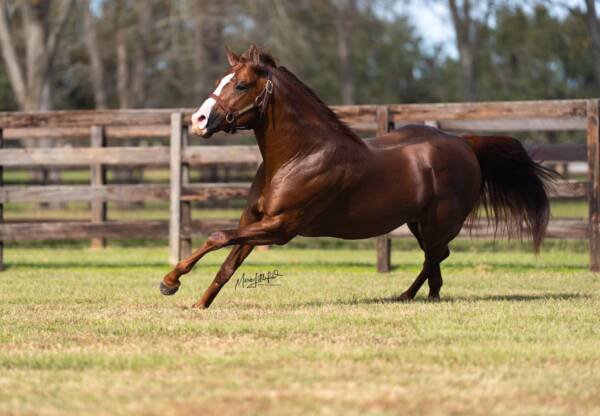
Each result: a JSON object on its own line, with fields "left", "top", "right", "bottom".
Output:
{"left": 160, "top": 45, "right": 556, "bottom": 309}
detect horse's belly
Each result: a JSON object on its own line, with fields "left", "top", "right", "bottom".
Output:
{"left": 301, "top": 189, "right": 418, "bottom": 239}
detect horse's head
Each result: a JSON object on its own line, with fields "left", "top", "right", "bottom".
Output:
{"left": 191, "top": 44, "right": 276, "bottom": 138}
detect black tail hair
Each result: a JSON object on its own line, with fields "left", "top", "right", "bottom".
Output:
{"left": 464, "top": 135, "right": 559, "bottom": 252}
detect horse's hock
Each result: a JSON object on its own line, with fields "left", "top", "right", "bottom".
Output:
{"left": 0, "top": 99, "right": 598, "bottom": 271}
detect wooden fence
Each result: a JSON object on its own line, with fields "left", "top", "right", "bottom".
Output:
{"left": 0, "top": 98, "right": 598, "bottom": 271}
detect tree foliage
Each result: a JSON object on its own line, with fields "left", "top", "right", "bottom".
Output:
{"left": 0, "top": 0, "right": 599, "bottom": 112}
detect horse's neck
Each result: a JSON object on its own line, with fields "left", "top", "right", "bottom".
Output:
{"left": 254, "top": 99, "right": 365, "bottom": 178}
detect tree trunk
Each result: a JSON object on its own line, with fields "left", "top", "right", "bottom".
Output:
{"left": 132, "top": 1, "right": 151, "bottom": 107}
{"left": 0, "top": 0, "right": 73, "bottom": 197}
{"left": 116, "top": 27, "right": 130, "bottom": 109}
{"left": 457, "top": 43, "right": 477, "bottom": 101}
{"left": 22, "top": 1, "right": 51, "bottom": 111}
{"left": 193, "top": 0, "right": 225, "bottom": 99}
{"left": 0, "top": 1, "right": 27, "bottom": 107}
{"left": 336, "top": 0, "right": 356, "bottom": 105}
{"left": 83, "top": 0, "right": 106, "bottom": 109}
{"left": 584, "top": 0, "right": 600, "bottom": 90}
{"left": 448, "top": 0, "right": 481, "bottom": 101}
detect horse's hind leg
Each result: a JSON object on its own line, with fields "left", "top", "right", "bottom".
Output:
{"left": 398, "top": 243, "right": 449, "bottom": 301}
{"left": 399, "top": 199, "right": 463, "bottom": 301}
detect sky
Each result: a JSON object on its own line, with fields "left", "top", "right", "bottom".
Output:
{"left": 404, "top": 2, "right": 455, "bottom": 56}
{"left": 402, "top": 0, "right": 589, "bottom": 58}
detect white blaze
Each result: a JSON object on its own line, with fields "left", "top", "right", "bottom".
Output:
{"left": 191, "top": 73, "right": 235, "bottom": 130}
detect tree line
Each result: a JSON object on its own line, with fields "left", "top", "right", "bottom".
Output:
{"left": 0, "top": 0, "right": 599, "bottom": 113}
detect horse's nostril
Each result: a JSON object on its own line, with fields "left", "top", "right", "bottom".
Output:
{"left": 198, "top": 115, "right": 206, "bottom": 123}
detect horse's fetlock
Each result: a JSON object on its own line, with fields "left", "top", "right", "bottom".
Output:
{"left": 176, "top": 263, "right": 192, "bottom": 274}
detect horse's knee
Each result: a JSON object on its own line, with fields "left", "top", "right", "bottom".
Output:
{"left": 208, "top": 230, "right": 230, "bottom": 246}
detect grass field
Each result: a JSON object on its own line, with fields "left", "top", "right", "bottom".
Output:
{"left": 1, "top": 238, "right": 599, "bottom": 415}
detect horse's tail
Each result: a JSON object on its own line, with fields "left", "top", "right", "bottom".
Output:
{"left": 463, "top": 135, "right": 559, "bottom": 252}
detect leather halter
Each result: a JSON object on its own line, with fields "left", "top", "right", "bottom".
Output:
{"left": 209, "top": 72, "right": 273, "bottom": 133}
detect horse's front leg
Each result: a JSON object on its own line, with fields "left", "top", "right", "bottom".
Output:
{"left": 193, "top": 244, "right": 253, "bottom": 308}
{"left": 160, "top": 164, "right": 266, "bottom": 298}
{"left": 161, "top": 213, "right": 297, "bottom": 306}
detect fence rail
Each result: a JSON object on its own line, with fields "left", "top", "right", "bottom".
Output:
{"left": 0, "top": 98, "right": 598, "bottom": 271}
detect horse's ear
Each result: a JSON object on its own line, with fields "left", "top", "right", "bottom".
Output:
{"left": 225, "top": 45, "right": 239, "bottom": 66}
{"left": 248, "top": 43, "right": 261, "bottom": 65}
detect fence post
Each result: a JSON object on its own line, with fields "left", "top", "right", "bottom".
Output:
{"left": 587, "top": 100, "right": 600, "bottom": 272}
{"left": 376, "top": 106, "right": 392, "bottom": 273}
{"left": 180, "top": 126, "right": 192, "bottom": 259}
{"left": 169, "top": 113, "right": 183, "bottom": 265}
{"left": 0, "top": 128, "right": 4, "bottom": 270}
{"left": 90, "top": 126, "right": 107, "bottom": 249}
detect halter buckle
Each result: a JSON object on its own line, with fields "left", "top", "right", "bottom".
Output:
{"left": 225, "top": 113, "right": 236, "bottom": 124}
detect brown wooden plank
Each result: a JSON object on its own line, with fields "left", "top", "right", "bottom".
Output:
{"left": 3, "top": 125, "right": 170, "bottom": 140}
{"left": 439, "top": 117, "right": 586, "bottom": 132}
{"left": 548, "top": 180, "right": 588, "bottom": 198}
{"left": 0, "top": 184, "right": 167, "bottom": 203}
{"left": 0, "top": 146, "right": 170, "bottom": 167}
{"left": 525, "top": 144, "right": 587, "bottom": 162}
{"left": 0, "top": 106, "right": 378, "bottom": 129}
{"left": 183, "top": 145, "right": 262, "bottom": 165}
{"left": 587, "top": 100, "right": 600, "bottom": 271}
{"left": 182, "top": 183, "right": 250, "bottom": 201}
{"left": 0, "top": 179, "right": 579, "bottom": 204}
{"left": 90, "top": 126, "right": 107, "bottom": 249}
{"left": 389, "top": 218, "right": 588, "bottom": 239}
{"left": 0, "top": 217, "right": 584, "bottom": 242}
{"left": 0, "top": 219, "right": 238, "bottom": 241}
{"left": 0, "top": 100, "right": 589, "bottom": 129}
{"left": 0, "top": 143, "right": 585, "bottom": 167}
{"left": 389, "top": 100, "right": 588, "bottom": 122}
{"left": 0, "top": 183, "right": 251, "bottom": 203}
{"left": 0, "top": 109, "right": 180, "bottom": 128}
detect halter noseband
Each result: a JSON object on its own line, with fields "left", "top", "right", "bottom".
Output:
{"left": 209, "top": 72, "right": 274, "bottom": 133}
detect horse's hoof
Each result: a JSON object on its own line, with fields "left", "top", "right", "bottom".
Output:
{"left": 160, "top": 281, "right": 180, "bottom": 296}
{"left": 396, "top": 292, "right": 413, "bottom": 302}
{"left": 191, "top": 302, "right": 208, "bottom": 310}
{"left": 428, "top": 295, "right": 441, "bottom": 303}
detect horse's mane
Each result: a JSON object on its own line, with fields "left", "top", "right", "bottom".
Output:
{"left": 274, "top": 66, "right": 362, "bottom": 143}
{"left": 240, "top": 50, "right": 364, "bottom": 144}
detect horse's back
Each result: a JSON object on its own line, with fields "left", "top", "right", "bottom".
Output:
{"left": 365, "top": 124, "right": 457, "bottom": 149}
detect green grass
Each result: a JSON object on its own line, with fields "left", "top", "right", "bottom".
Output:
{"left": 1, "top": 240, "right": 599, "bottom": 415}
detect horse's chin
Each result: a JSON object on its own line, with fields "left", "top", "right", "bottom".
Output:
{"left": 190, "top": 125, "right": 214, "bottom": 139}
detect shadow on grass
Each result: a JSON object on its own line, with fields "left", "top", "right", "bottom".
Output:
{"left": 5, "top": 259, "right": 588, "bottom": 272}
{"left": 441, "top": 293, "right": 592, "bottom": 302}
{"left": 391, "top": 263, "right": 588, "bottom": 272}
{"left": 287, "top": 292, "right": 591, "bottom": 308}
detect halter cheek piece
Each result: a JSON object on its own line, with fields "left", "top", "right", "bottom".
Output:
{"left": 209, "top": 72, "right": 274, "bottom": 134}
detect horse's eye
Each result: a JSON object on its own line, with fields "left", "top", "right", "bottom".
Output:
{"left": 235, "top": 82, "right": 248, "bottom": 91}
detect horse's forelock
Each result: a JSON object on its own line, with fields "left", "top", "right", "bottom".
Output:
{"left": 239, "top": 50, "right": 277, "bottom": 68}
